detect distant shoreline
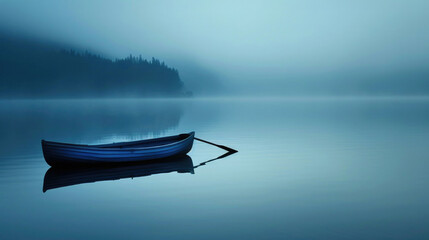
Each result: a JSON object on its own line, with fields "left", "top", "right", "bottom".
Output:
{"left": 0, "top": 33, "right": 191, "bottom": 98}
{"left": 1, "top": 95, "right": 429, "bottom": 102}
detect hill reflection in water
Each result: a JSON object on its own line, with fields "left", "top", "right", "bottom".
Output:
{"left": 0, "top": 99, "right": 183, "bottom": 158}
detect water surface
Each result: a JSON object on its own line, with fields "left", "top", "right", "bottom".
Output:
{"left": 0, "top": 98, "right": 428, "bottom": 240}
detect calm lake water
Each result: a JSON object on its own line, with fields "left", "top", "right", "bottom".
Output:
{"left": 0, "top": 98, "right": 428, "bottom": 240}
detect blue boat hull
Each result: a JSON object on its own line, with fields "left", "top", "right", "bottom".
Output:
{"left": 42, "top": 132, "right": 195, "bottom": 166}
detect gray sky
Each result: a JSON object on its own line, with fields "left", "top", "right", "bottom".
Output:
{"left": 1, "top": 0, "right": 428, "bottom": 95}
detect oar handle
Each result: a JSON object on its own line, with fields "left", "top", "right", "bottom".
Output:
{"left": 194, "top": 137, "right": 238, "bottom": 153}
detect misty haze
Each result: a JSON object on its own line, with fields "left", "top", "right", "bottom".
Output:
{"left": 0, "top": 1, "right": 428, "bottom": 240}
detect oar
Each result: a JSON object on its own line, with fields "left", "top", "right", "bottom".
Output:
{"left": 193, "top": 151, "right": 237, "bottom": 169}
{"left": 194, "top": 137, "right": 238, "bottom": 153}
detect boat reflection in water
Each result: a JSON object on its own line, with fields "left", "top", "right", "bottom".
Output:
{"left": 43, "top": 151, "right": 236, "bottom": 192}
{"left": 43, "top": 155, "right": 194, "bottom": 192}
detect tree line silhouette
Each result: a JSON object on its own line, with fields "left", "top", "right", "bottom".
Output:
{"left": 0, "top": 34, "right": 188, "bottom": 98}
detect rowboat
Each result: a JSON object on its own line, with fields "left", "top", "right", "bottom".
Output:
{"left": 42, "top": 144, "right": 238, "bottom": 192}
{"left": 43, "top": 155, "right": 194, "bottom": 192}
{"left": 42, "top": 132, "right": 195, "bottom": 167}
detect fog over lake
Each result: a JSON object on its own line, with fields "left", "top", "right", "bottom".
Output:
{"left": 1, "top": 0, "right": 429, "bottom": 96}
{"left": 0, "top": 1, "right": 429, "bottom": 240}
